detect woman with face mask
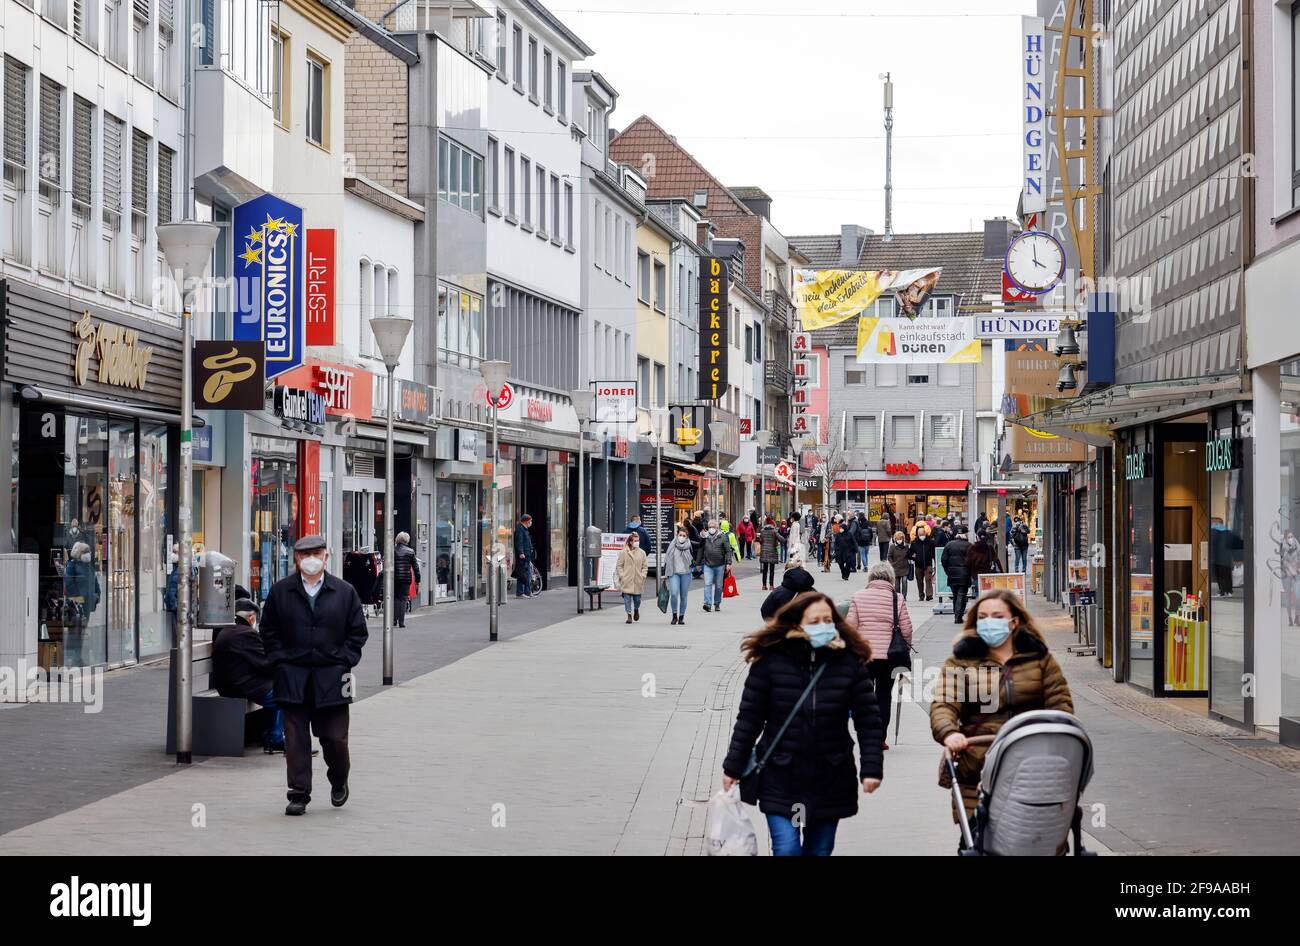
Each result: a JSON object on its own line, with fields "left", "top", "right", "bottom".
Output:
{"left": 721, "top": 592, "right": 884, "bottom": 856}
{"left": 929, "top": 590, "right": 1073, "bottom": 826}
{"left": 662, "top": 526, "right": 696, "bottom": 625}
{"left": 614, "top": 533, "right": 649, "bottom": 624}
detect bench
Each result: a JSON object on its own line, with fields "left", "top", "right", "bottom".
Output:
{"left": 164, "top": 639, "right": 264, "bottom": 758}
{"left": 583, "top": 584, "right": 611, "bottom": 610}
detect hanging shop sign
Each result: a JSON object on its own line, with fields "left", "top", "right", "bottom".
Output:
{"left": 1011, "top": 423, "right": 1089, "bottom": 463}
{"left": 1205, "top": 436, "right": 1242, "bottom": 473}
{"left": 192, "top": 340, "right": 265, "bottom": 410}
{"left": 793, "top": 267, "right": 942, "bottom": 329}
{"left": 1125, "top": 449, "right": 1153, "bottom": 481}
{"left": 772, "top": 460, "right": 794, "bottom": 484}
{"left": 594, "top": 382, "right": 636, "bottom": 424}
{"left": 273, "top": 387, "right": 326, "bottom": 428}
{"left": 304, "top": 228, "right": 335, "bottom": 346}
{"left": 739, "top": 417, "right": 752, "bottom": 436}
{"left": 974, "top": 314, "right": 1064, "bottom": 340}
{"left": 698, "top": 257, "right": 730, "bottom": 401}
{"left": 277, "top": 359, "right": 374, "bottom": 420}
{"left": 792, "top": 413, "right": 820, "bottom": 440}
{"left": 792, "top": 332, "right": 812, "bottom": 355}
{"left": 855, "top": 317, "right": 981, "bottom": 365}
{"left": 373, "top": 376, "right": 439, "bottom": 426}
{"left": 73, "top": 310, "right": 154, "bottom": 390}
{"left": 233, "top": 193, "right": 305, "bottom": 379}
{"left": 1021, "top": 15, "right": 1047, "bottom": 214}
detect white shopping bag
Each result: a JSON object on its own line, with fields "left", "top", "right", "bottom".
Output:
{"left": 704, "top": 785, "right": 758, "bottom": 856}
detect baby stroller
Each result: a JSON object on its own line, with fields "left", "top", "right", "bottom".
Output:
{"left": 943, "top": 710, "right": 1095, "bottom": 856}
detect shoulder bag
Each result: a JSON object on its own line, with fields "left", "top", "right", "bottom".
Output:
{"left": 739, "top": 662, "right": 828, "bottom": 805}
{"left": 886, "top": 586, "right": 913, "bottom": 671}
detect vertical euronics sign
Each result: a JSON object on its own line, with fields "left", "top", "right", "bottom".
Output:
{"left": 698, "top": 256, "right": 730, "bottom": 401}
{"left": 1022, "top": 15, "right": 1046, "bottom": 214}
{"left": 233, "top": 193, "right": 305, "bottom": 380}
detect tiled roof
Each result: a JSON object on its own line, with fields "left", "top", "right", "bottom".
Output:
{"left": 609, "top": 116, "right": 754, "bottom": 218}
{"left": 787, "top": 231, "right": 1007, "bottom": 347}
{"left": 730, "top": 186, "right": 772, "bottom": 201}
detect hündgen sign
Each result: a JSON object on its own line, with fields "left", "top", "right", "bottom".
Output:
{"left": 698, "top": 257, "right": 730, "bottom": 401}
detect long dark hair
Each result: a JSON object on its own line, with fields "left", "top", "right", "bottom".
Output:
{"left": 956, "top": 589, "right": 1046, "bottom": 643}
{"left": 741, "top": 591, "right": 872, "bottom": 664}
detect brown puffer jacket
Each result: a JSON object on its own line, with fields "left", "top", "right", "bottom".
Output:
{"left": 929, "top": 627, "right": 1073, "bottom": 821}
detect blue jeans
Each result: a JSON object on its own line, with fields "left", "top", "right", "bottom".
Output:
{"left": 1013, "top": 546, "right": 1027, "bottom": 573}
{"left": 668, "top": 573, "right": 691, "bottom": 614}
{"left": 260, "top": 688, "right": 285, "bottom": 749}
{"left": 703, "top": 564, "right": 725, "bottom": 606}
{"left": 622, "top": 593, "right": 642, "bottom": 614}
{"left": 858, "top": 545, "right": 871, "bottom": 570}
{"left": 766, "top": 814, "right": 839, "bottom": 856}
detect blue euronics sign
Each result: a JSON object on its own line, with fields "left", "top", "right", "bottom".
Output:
{"left": 233, "top": 193, "right": 304, "bottom": 380}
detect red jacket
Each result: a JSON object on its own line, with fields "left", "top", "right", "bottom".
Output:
{"left": 845, "top": 578, "right": 914, "bottom": 663}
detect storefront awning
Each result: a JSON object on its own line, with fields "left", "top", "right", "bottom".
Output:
{"left": 1020, "top": 373, "right": 1243, "bottom": 440}
{"left": 833, "top": 479, "right": 969, "bottom": 492}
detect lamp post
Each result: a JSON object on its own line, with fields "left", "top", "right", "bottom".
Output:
{"left": 709, "top": 421, "right": 729, "bottom": 523}
{"left": 648, "top": 408, "right": 666, "bottom": 594}
{"left": 572, "top": 389, "right": 594, "bottom": 614}
{"left": 156, "top": 220, "right": 220, "bottom": 765}
{"left": 481, "top": 360, "right": 511, "bottom": 641}
{"left": 369, "top": 316, "right": 413, "bottom": 686}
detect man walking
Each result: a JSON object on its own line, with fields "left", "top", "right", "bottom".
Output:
{"left": 875, "top": 512, "right": 892, "bottom": 565}
{"left": 856, "top": 512, "right": 872, "bottom": 571}
{"left": 1011, "top": 516, "right": 1030, "bottom": 574}
{"left": 514, "top": 513, "right": 536, "bottom": 598}
{"left": 259, "top": 535, "right": 368, "bottom": 816}
{"left": 941, "top": 526, "right": 972, "bottom": 624}
{"left": 699, "top": 522, "right": 731, "bottom": 613}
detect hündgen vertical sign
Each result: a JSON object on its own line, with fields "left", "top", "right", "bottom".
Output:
{"left": 1021, "top": 15, "right": 1047, "bottom": 214}
{"left": 698, "top": 256, "right": 730, "bottom": 401}
{"left": 234, "top": 193, "right": 305, "bottom": 380}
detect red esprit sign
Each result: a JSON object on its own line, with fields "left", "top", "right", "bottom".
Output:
{"left": 885, "top": 462, "right": 920, "bottom": 475}
{"left": 305, "top": 229, "right": 335, "bottom": 346}
{"left": 277, "top": 359, "right": 374, "bottom": 420}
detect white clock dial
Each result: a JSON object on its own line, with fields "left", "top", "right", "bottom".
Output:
{"left": 1005, "top": 231, "right": 1065, "bottom": 294}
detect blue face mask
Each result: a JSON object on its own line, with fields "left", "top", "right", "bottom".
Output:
{"left": 976, "top": 617, "right": 1013, "bottom": 647}
{"left": 803, "top": 622, "right": 837, "bottom": 648}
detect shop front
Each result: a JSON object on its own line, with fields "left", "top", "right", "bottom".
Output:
{"left": 1116, "top": 407, "right": 1253, "bottom": 722}
{"left": 832, "top": 477, "right": 970, "bottom": 532}
{"left": 1, "top": 280, "right": 182, "bottom": 670}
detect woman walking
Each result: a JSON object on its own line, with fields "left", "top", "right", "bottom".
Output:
{"left": 834, "top": 521, "right": 857, "bottom": 581}
{"left": 722, "top": 591, "right": 884, "bottom": 856}
{"left": 614, "top": 533, "right": 648, "bottom": 624}
{"left": 966, "top": 529, "right": 1000, "bottom": 591}
{"left": 758, "top": 516, "right": 784, "bottom": 590}
{"left": 930, "top": 590, "right": 1073, "bottom": 828}
{"left": 910, "top": 523, "right": 937, "bottom": 602}
{"left": 846, "top": 562, "right": 913, "bottom": 749}
{"left": 760, "top": 550, "right": 815, "bottom": 620}
{"left": 663, "top": 525, "right": 695, "bottom": 625}
{"left": 888, "top": 531, "right": 912, "bottom": 597}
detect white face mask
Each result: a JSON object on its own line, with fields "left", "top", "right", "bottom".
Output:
{"left": 299, "top": 555, "right": 325, "bottom": 577}
{"left": 169, "top": 552, "right": 179, "bottom": 564}
{"left": 80, "top": 552, "right": 92, "bottom": 563}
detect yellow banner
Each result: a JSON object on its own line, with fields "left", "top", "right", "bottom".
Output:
{"left": 794, "top": 267, "right": 942, "bottom": 330}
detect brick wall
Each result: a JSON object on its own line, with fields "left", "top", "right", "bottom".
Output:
{"left": 343, "top": 3, "right": 408, "bottom": 196}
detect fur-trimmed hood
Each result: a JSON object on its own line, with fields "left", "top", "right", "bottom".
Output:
{"left": 951, "top": 626, "right": 1047, "bottom": 661}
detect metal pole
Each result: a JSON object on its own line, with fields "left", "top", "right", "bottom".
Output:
{"left": 576, "top": 420, "right": 585, "bottom": 615}
{"left": 656, "top": 434, "right": 663, "bottom": 594}
{"left": 490, "top": 400, "right": 500, "bottom": 642}
{"left": 883, "top": 72, "right": 894, "bottom": 242}
{"left": 715, "top": 449, "right": 721, "bottom": 524}
{"left": 383, "top": 366, "right": 395, "bottom": 685}
{"left": 175, "top": 304, "right": 194, "bottom": 764}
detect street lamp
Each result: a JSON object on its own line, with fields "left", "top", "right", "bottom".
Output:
{"left": 482, "top": 360, "right": 511, "bottom": 641}
{"left": 369, "top": 315, "right": 413, "bottom": 686}
{"left": 708, "top": 420, "right": 730, "bottom": 524}
{"left": 648, "top": 408, "right": 667, "bottom": 595}
{"left": 156, "top": 220, "right": 220, "bottom": 766}
{"left": 572, "top": 389, "right": 594, "bottom": 615}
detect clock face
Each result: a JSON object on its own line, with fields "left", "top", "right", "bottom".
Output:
{"left": 1005, "top": 231, "right": 1065, "bottom": 294}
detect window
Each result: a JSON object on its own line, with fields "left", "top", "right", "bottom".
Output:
{"left": 653, "top": 260, "right": 666, "bottom": 312}
{"left": 496, "top": 11, "right": 507, "bottom": 74}
{"left": 373, "top": 263, "right": 386, "bottom": 322}
{"left": 520, "top": 156, "right": 531, "bottom": 226}
{"left": 931, "top": 413, "right": 956, "bottom": 448}
{"left": 487, "top": 137, "right": 499, "bottom": 211}
{"left": 937, "top": 363, "right": 961, "bottom": 386}
{"left": 4, "top": 58, "right": 29, "bottom": 190}
{"left": 557, "top": 61, "right": 567, "bottom": 120}
{"left": 438, "top": 136, "right": 483, "bottom": 216}
{"left": 132, "top": 0, "right": 151, "bottom": 84}
{"left": 677, "top": 262, "right": 685, "bottom": 312}
{"left": 550, "top": 173, "right": 560, "bottom": 243}
{"left": 543, "top": 49, "right": 553, "bottom": 111}
{"left": 752, "top": 325, "right": 761, "bottom": 361}
{"left": 39, "top": 76, "right": 62, "bottom": 204}
{"left": 535, "top": 165, "right": 546, "bottom": 234}
{"left": 71, "top": 96, "right": 93, "bottom": 218}
{"left": 744, "top": 325, "right": 754, "bottom": 363}
{"left": 637, "top": 250, "right": 650, "bottom": 302}
{"left": 504, "top": 145, "right": 515, "bottom": 217}
{"left": 907, "top": 366, "right": 931, "bottom": 386}
{"left": 156, "top": 144, "right": 174, "bottom": 224}
{"left": 892, "top": 415, "right": 916, "bottom": 449}
{"left": 105, "top": 0, "right": 126, "bottom": 66}
{"left": 102, "top": 113, "right": 123, "bottom": 230}
{"left": 564, "top": 181, "right": 574, "bottom": 246}
{"left": 158, "top": 0, "right": 176, "bottom": 98}
{"left": 271, "top": 31, "right": 286, "bottom": 126}
{"left": 853, "top": 416, "right": 877, "bottom": 449}
{"left": 637, "top": 357, "right": 649, "bottom": 408}
{"left": 654, "top": 362, "right": 665, "bottom": 408}
{"left": 623, "top": 221, "right": 632, "bottom": 281}
{"left": 527, "top": 36, "right": 538, "bottom": 100}
{"left": 512, "top": 26, "right": 523, "bottom": 90}
{"left": 359, "top": 261, "right": 373, "bottom": 357}
{"left": 876, "top": 363, "right": 899, "bottom": 387}
{"left": 306, "top": 54, "right": 326, "bottom": 147}
{"left": 842, "top": 354, "right": 864, "bottom": 385}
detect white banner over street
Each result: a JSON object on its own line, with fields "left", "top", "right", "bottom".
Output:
{"left": 855, "top": 317, "right": 982, "bottom": 365}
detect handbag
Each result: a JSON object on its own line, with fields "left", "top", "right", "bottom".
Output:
{"left": 656, "top": 583, "right": 671, "bottom": 613}
{"left": 886, "top": 587, "right": 913, "bottom": 671}
{"left": 722, "top": 568, "right": 739, "bottom": 599}
{"left": 739, "top": 663, "right": 827, "bottom": 805}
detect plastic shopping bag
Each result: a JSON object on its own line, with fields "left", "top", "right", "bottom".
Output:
{"left": 704, "top": 785, "right": 758, "bottom": 856}
{"left": 722, "top": 569, "right": 739, "bottom": 599}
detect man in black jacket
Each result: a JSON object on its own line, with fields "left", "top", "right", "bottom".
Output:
{"left": 513, "top": 514, "right": 536, "bottom": 598}
{"left": 213, "top": 598, "right": 284, "bottom": 751}
{"left": 392, "top": 531, "right": 421, "bottom": 627}
{"left": 259, "top": 535, "right": 368, "bottom": 816}
{"left": 941, "top": 526, "right": 972, "bottom": 623}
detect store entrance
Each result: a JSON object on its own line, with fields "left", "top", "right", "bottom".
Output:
{"left": 435, "top": 482, "right": 479, "bottom": 602}
{"left": 521, "top": 463, "right": 549, "bottom": 590}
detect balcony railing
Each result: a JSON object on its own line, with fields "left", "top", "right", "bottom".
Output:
{"left": 765, "top": 360, "right": 792, "bottom": 392}
{"left": 764, "top": 288, "right": 796, "bottom": 331}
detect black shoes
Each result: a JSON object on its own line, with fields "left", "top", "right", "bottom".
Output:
{"left": 670, "top": 614, "right": 679, "bottom": 625}
{"left": 285, "top": 800, "right": 307, "bottom": 816}
{"left": 634, "top": 609, "right": 640, "bottom": 622}
{"left": 703, "top": 604, "right": 711, "bottom": 612}
{"left": 678, "top": 615, "right": 686, "bottom": 625}
{"left": 331, "top": 784, "right": 349, "bottom": 808}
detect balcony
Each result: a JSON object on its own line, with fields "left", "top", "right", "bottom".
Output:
{"left": 764, "top": 288, "right": 796, "bottom": 331}
{"left": 192, "top": 68, "right": 274, "bottom": 205}
{"left": 765, "top": 360, "right": 793, "bottom": 392}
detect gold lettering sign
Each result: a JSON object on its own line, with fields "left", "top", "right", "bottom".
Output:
{"left": 74, "top": 311, "right": 154, "bottom": 391}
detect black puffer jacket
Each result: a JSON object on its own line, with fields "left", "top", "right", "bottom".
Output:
{"left": 941, "top": 537, "right": 971, "bottom": 587}
{"left": 723, "top": 633, "right": 884, "bottom": 822}
{"left": 393, "top": 543, "right": 421, "bottom": 594}
{"left": 834, "top": 529, "right": 857, "bottom": 563}
{"left": 760, "top": 566, "right": 815, "bottom": 620}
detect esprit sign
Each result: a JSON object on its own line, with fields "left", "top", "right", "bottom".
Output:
{"left": 234, "top": 193, "right": 305, "bottom": 379}
{"left": 885, "top": 462, "right": 920, "bottom": 476}
{"left": 73, "top": 311, "right": 153, "bottom": 390}
{"left": 698, "top": 257, "right": 730, "bottom": 401}
{"left": 305, "top": 228, "right": 335, "bottom": 346}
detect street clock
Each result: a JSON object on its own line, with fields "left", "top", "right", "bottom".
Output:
{"left": 1004, "top": 230, "right": 1065, "bottom": 295}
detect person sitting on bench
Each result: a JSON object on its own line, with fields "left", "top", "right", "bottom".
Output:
{"left": 213, "top": 598, "right": 285, "bottom": 753}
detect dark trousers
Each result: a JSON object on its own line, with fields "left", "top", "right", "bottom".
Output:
{"left": 283, "top": 702, "right": 350, "bottom": 804}
{"left": 839, "top": 559, "right": 853, "bottom": 581}
{"left": 879, "top": 541, "right": 889, "bottom": 563}
{"left": 761, "top": 562, "right": 776, "bottom": 586}
{"left": 869, "top": 660, "right": 894, "bottom": 744}
{"left": 395, "top": 594, "right": 408, "bottom": 627}
{"left": 1213, "top": 563, "right": 1233, "bottom": 595}
{"left": 952, "top": 584, "right": 970, "bottom": 623}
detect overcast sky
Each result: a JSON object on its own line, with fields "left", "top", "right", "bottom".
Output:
{"left": 556, "top": 0, "right": 1027, "bottom": 238}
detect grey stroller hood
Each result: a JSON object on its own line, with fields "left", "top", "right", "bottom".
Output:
{"left": 977, "top": 710, "right": 1094, "bottom": 856}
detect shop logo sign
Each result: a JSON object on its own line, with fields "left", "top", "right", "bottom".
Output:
{"left": 1205, "top": 437, "right": 1241, "bottom": 473}
{"left": 274, "top": 387, "right": 326, "bottom": 427}
{"left": 1125, "top": 450, "right": 1151, "bottom": 481}
{"left": 193, "top": 341, "right": 265, "bottom": 410}
{"left": 73, "top": 311, "right": 153, "bottom": 390}
{"left": 885, "top": 462, "right": 919, "bottom": 476}
{"left": 233, "top": 193, "right": 304, "bottom": 380}
{"left": 697, "top": 257, "right": 730, "bottom": 401}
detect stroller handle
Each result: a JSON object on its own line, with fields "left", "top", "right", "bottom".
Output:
{"left": 943, "top": 735, "right": 996, "bottom": 852}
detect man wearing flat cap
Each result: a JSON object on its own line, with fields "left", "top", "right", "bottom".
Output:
{"left": 258, "top": 534, "right": 368, "bottom": 816}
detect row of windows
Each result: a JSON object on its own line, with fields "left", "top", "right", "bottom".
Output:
{"left": 848, "top": 414, "right": 959, "bottom": 450}
{"left": 593, "top": 199, "right": 632, "bottom": 281}
{"left": 486, "top": 281, "right": 579, "bottom": 392}
{"left": 438, "top": 282, "right": 484, "bottom": 370}
{"left": 269, "top": 29, "right": 330, "bottom": 149}
{"left": 842, "top": 355, "right": 962, "bottom": 387}
{"left": 439, "top": 135, "right": 483, "bottom": 216}
{"left": 23, "top": 0, "right": 179, "bottom": 99}
{"left": 487, "top": 138, "right": 574, "bottom": 248}
{"left": 635, "top": 356, "right": 667, "bottom": 410}
{"left": 635, "top": 250, "right": 668, "bottom": 313}
{"left": 357, "top": 261, "right": 400, "bottom": 361}
{"left": 495, "top": 10, "right": 569, "bottom": 122}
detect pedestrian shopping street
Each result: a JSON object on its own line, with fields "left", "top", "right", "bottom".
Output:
{"left": 2, "top": 560, "right": 1297, "bottom": 856}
